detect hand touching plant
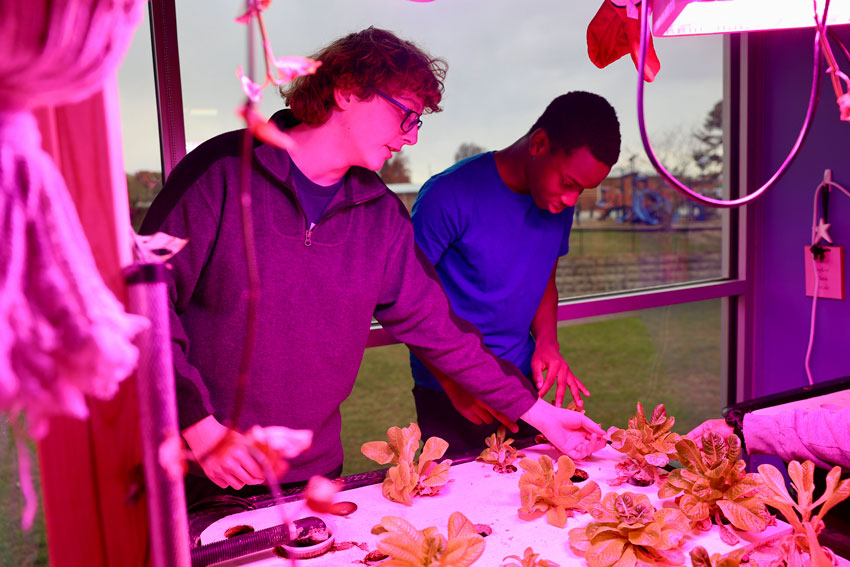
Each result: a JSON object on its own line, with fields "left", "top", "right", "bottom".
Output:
{"left": 361, "top": 422, "right": 452, "bottom": 505}
{"left": 371, "top": 511, "right": 485, "bottom": 567}
{"left": 517, "top": 454, "right": 601, "bottom": 528}
{"left": 658, "top": 432, "right": 769, "bottom": 545}
{"left": 608, "top": 402, "right": 681, "bottom": 486}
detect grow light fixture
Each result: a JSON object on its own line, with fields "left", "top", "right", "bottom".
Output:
{"left": 651, "top": 0, "right": 850, "bottom": 37}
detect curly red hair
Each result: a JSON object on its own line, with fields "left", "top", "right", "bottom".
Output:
{"left": 281, "top": 27, "right": 447, "bottom": 125}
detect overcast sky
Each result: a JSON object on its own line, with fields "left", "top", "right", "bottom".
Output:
{"left": 117, "top": 0, "right": 723, "bottom": 184}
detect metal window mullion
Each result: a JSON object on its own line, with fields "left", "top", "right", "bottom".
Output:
{"left": 149, "top": 0, "right": 187, "bottom": 180}
{"left": 731, "top": 31, "right": 763, "bottom": 405}
{"left": 723, "top": 32, "right": 746, "bottom": 407}
{"left": 366, "top": 280, "right": 745, "bottom": 348}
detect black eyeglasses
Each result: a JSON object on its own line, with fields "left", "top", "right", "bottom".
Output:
{"left": 374, "top": 89, "right": 423, "bottom": 133}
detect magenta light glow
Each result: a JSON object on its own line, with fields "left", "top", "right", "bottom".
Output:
{"left": 651, "top": 0, "right": 850, "bottom": 37}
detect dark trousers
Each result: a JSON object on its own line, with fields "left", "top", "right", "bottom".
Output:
{"left": 412, "top": 384, "right": 540, "bottom": 460}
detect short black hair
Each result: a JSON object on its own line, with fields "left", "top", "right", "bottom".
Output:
{"left": 529, "top": 91, "right": 621, "bottom": 167}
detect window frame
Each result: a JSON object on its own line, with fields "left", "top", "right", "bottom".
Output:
{"left": 146, "top": 0, "right": 750, "bottom": 405}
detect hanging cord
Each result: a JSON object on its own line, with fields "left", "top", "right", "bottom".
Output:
{"left": 827, "top": 27, "right": 850, "bottom": 65}
{"left": 229, "top": 13, "right": 260, "bottom": 432}
{"left": 635, "top": 0, "right": 825, "bottom": 208}
{"left": 804, "top": 174, "right": 850, "bottom": 385}
{"left": 816, "top": 0, "right": 850, "bottom": 120}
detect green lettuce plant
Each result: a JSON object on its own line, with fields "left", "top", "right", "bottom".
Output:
{"left": 658, "top": 432, "right": 769, "bottom": 545}
{"left": 568, "top": 491, "right": 690, "bottom": 567}
{"left": 757, "top": 459, "right": 850, "bottom": 567}
{"left": 517, "top": 454, "right": 601, "bottom": 528}
{"left": 371, "top": 511, "right": 484, "bottom": 567}
{"left": 501, "top": 547, "right": 560, "bottom": 567}
{"left": 361, "top": 423, "right": 452, "bottom": 506}
{"left": 477, "top": 426, "right": 523, "bottom": 473}
{"left": 689, "top": 546, "right": 746, "bottom": 567}
{"left": 608, "top": 402, "right": 681, "bottom": 487}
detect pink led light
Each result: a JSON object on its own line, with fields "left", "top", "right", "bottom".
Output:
{"left": 651, "top": 0, "right": 850, "bottom": 37}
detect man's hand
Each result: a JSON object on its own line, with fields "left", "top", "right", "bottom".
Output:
{"left": 441, "top": 378, "right": 519, "bottom": 433}
{"left": 182, "top": 415, "right": 266, "bottom": 489}
{"left": 687, "top": 418, "right": 734, "bottom": 440}
{"left": 520, "top": 399, "right": 606, "bottom": 460}
{"left": 531, "top": 339, "right": 590, "bottom": 409}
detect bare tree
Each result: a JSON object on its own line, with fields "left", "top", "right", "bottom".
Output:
{"left": 379, "top": 152, "right": 411, "bottom": 184}
{"left": 692, "top": 100, "right": 723, "bottom": 186}
{"left": 454, "top": 142, "right": 486, "bottom": 163}
{"left": 626, "top": 130, "right": 701, "bottom": 182}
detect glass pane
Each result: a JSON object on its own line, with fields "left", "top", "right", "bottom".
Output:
{"left": 556, "top": 300, "right": 723, "bottom": 436}
{"left": 341, "top": 344, "right": 416, "bottom": 475}
{"left": 170, "top": 3, "right": 726, "bottom": 288}
{"left": 560, "top": 207, "right": 727, "bottom": 298}
{"left": 342, "top": 300, "right": 723, "bottom": 474}
{"left": 118, "top": 8, "right": 162, "bottom": 230}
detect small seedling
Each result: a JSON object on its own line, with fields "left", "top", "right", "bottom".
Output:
{"left": 477, "top": 426, "right": 524, "bottom": 473}
{"left": 361, "top": 423, "right": 452, "bottom": 505}
{"left": 501, "top": 546, "right": 560, "bottom": 567}
{"left": 608, "top": 402, "right": 681, "bottom": 487}
{"left": 517, "top": 454, "right": 601, "bottom": 528}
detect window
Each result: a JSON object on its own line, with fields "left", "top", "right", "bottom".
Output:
{"left": 155, "top": 0, "right": 733, "bottom": 473}
{"left": 118, "top": 7, "right": 162, "bottom": 230}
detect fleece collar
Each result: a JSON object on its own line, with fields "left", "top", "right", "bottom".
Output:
{"left": 252, "top": 109, "right": 389, "bottom": 207}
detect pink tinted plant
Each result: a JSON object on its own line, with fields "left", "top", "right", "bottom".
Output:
{"left": 502, "top": 547, "right": 560, "bottom": 567}
{"left": 517, "top": 454, "right": 601, "bottom": 528}
{"left": 658, "top": 432, "right": 769, "bottom": 545}
{"left": 361, "top": 422, "right": 452, "bottom": 506}
{"left": 568, "top": 491, "right": 690, "bottom": 567}
{"left": 757, "top": 460, "right": 850, "bottom": 567}
{"left": 608, "top": 402, "right": 681, "bottom": 487}
{"left": 371, "top": 511, "right": 484, "bottom": 567}
{"left": 477, "top": 426, "right": 524, "bottom": 473}
{"left": 233, "top": 0, "right": 321, "bottom": 149}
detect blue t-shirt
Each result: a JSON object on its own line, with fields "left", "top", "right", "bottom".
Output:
{"left": 290, "top": 161, "right": 342, "bottom": 226}
{"left": 410, "top": 152, "right": 573, "bottom": 390}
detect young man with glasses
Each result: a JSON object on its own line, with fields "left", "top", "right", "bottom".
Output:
{"left": 410, "top": 92, "right": 621, "bottom": 458}
{"left": 142, "top": 28, "right": 605, "bottom": 507}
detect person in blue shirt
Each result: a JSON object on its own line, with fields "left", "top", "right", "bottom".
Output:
{"left": 410, "top": 92, "right": 620, "bottom": 457}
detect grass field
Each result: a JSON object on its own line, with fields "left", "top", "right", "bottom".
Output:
{"left": 0, "top": 428, "right": 48, "bottom": 567}
{"left": 341, "top": 299, "right": 722, "bottom": 475}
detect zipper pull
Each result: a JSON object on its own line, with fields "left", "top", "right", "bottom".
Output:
{"left": 304, "top": 222, "right": 316, "bottom": 247}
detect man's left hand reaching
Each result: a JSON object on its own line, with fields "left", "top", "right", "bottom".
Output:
{"left": 531, "top": 339, "right": 590, "bottom": 409}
